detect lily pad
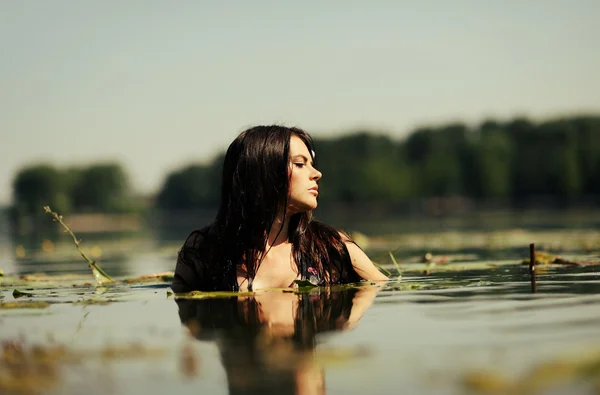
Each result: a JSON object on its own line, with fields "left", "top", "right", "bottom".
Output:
{"left": 0, "top": 301, "right": 50, "bottom": 309}
{"left": 399, "top": 259, "right": 518, "bottom": 274}
{"left": 123, "top": 271, "right": 174, "bottom": 284}
{"left": 12, "top": 289, "right": 34, "bottom": 298}
{"left": 175, "top": 290, "right": 255, "bottom": 299}
{"left": 294, "top": 279, "right": 318, "bottom": 289}
{"left": 521, "top": 251, "right": 600, "bottom": 267}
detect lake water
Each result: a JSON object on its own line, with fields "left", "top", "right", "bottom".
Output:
{"left": 1, "top": 227, "right": 600, "bottom": 394}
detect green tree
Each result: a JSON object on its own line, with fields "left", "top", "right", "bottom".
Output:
{"left": 506, "top": 118, "right": 538, "bottom": 201}
{"left": 470, "top": 124, "right": 513, "bottom": 198}
{"left": 574, "top": 116, "right": 600, "bottom": 195}
{"left": 404, "top": 124, "right": 470, "bottom": 196}
{"left": 152, "top": 115, "right": 600, "bottom": 209}
{"left": 12, "top": 164, "right": 71, "bottom": 216}
{"left": 541, "top": 121, "right": 581, "bottom": 199}
{"left": 314, "top": 132, "right": 409, "bottom": 202}
{"left": 70, "top": 163, "right": 134, "bottom": 212}
{"left": 156, "top": 160, "right": 221, "bottom": 210}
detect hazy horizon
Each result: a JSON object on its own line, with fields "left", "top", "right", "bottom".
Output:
{"left": 2, "top": 1, "right": 599, "bottom": 205}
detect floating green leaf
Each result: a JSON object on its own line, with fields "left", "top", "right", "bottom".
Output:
{"left": 397, "top": 282, "right": 428, "bottom": 291}
{"left": 521, "top": 250, "right": 600, "bottom": 267}
{"left": 175, "top": 290, "right": 255, "bottom": 299}
{"left": 12, "top": 289, "right": 34, "bottom": 298}
{"left": 123, "top": 271, "right": 174, "bottom": 284}
{"left": 294, "top": 279, "right": 318, "bottom": 289}
{"left": 0, "top": 301, "right": 50, "bottom": 309}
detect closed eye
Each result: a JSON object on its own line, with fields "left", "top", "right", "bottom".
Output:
{"left": 293, "top": 163, "right": 305, "bottom": 168}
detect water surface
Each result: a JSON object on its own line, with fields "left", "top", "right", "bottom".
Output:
{"left": 2, "top": 259, "right": 600, "bottom": 394}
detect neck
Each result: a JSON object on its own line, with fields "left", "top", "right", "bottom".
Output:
{"left": 267, "top": 212, "right": 291, "bottom": 248}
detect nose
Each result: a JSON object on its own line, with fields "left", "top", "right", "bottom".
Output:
{"left": 312, "top": 167, "right": 322, "bottom": 181}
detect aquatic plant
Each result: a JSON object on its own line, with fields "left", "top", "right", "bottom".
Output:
{"left": 43, "top": 206, "right": 113, "bottom": 285}
{"left": 388, "top": 251, "right": 402, "bottom": 276}
{"left": 463, "top": 348, "right": 600, "bottom": 394}
{"left": 0, "top": 338, "right": 167, "bottom": 394}
{"left": 12, "top": 289, "right": 33, "bottom": 298}
{"left": 0, "top": 301, "right": 50, "bottom": 309}
{"left": 521, "top": 250, "right": 600, "bottom": 267}
{"left": 175, "top": 290, "right": 254, "bottom": 299}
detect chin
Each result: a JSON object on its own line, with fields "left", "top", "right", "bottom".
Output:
{"left": 302, "top": 197, "right": 318, "bottom": 211}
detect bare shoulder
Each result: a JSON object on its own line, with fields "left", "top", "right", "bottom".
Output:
{"left": 339, "top": 231, "right": 388, "bottom": 281}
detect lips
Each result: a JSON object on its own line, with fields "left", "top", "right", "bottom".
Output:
{"left": 309, "top": 186, "right": 319, "bottom": 195}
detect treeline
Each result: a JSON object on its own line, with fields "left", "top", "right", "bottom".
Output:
{"left": 157, "top": 115, "right": 600, "bottom": 209}
{"left": 12, "top": 163, "right": 137, "bottom": 218}
{"left": 10, "top": 115, "right": 600, "bottom": 221}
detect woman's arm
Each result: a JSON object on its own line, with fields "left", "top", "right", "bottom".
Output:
{"left": 345, "top": 241, "right": 389, "bottom": 281}
{"left": 339, "top": 232, "right": 388, "bottom": 281}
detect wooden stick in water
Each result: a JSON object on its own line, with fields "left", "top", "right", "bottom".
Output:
{"left": 529, "top": 243, "right": 536, "bottom": 293}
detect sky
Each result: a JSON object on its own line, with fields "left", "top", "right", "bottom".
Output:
{"left": 1, "top": 0, "right": 599, "bottom": 205}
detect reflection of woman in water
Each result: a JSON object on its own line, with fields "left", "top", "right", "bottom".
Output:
{"left": 177, "top": 287, "right": 378, "bottom": 394}
{"left": 172, "top": 125, "right": 387, "bottom": 293}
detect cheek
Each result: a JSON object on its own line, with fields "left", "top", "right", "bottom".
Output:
{"left": 289, "top": 170, "right": 303, "bottom": 195}
{"left": 289, "top": 173, "right": 298, "bottom": 191}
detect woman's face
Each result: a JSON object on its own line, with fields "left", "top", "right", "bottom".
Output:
{"left": 287, "top": 134, "right": 322, "bottom": 214}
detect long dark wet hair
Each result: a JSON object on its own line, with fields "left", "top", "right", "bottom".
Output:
{"left": 174, "top": 125, "right": 360, "bottom": 292}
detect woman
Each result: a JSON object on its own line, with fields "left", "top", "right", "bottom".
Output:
{"left": 171, "top": 125, "right": 387, "bottom": 293}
